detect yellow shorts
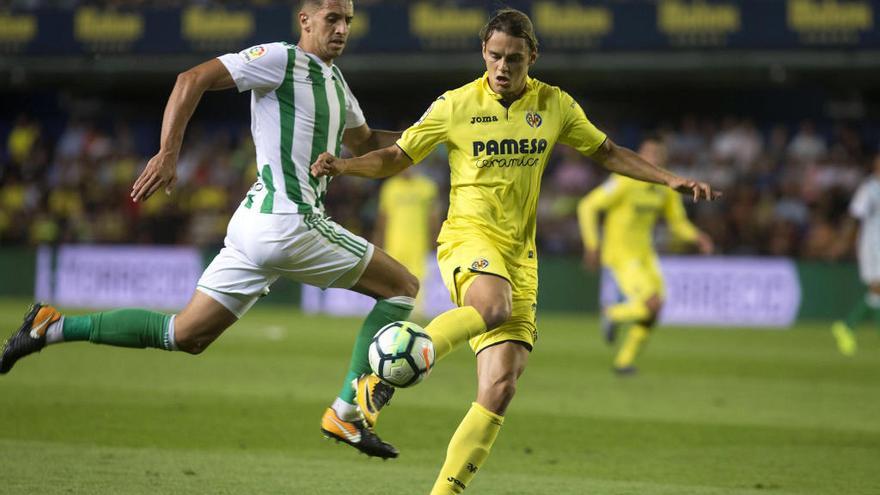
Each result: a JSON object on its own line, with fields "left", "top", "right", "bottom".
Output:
{"left": 436, "top": 237, "right": 538, "bottom": 354}
{"left": 606, "top": 255, "right": 665, "bottom": 303}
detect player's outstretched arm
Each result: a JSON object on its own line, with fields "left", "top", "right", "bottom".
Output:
{"left": 590, "top": 138, "right": 721, "bottom": 202}
{"left": 343, "top": 125, "right": 403, "bottom": 156}
{"left": 310, "top": 145, "right": 413, "bottom": 179}
{"left": 131, "top": 59, "right": 236, "bottom": 202}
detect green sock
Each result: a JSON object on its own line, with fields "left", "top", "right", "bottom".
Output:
{"left": 845, "top": 295, "right": 872, "bottom": 330}
{"left": 339, "top": 297, "right": 414, "bottom": 403}
{"left": 62, "top": 309, "right": 174, "bottom": 350}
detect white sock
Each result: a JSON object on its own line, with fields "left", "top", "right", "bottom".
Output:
{"left": 332, "top": 397, "right": 360, "bottom": 421}
{"left": 166, "top": 315, "right": 179, "bottom": 351}
{"left": 45, "top": 317, "right": 65, "bottom": 345}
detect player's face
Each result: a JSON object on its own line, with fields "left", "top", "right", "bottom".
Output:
{"left": 299, "top": 0, "right": 353, "bottom": 62}
{"left": 639, "top": 141, "right": 668, "bottom": 168}
{"left": 482, "top": 31, "right": 536, "bottom": 100}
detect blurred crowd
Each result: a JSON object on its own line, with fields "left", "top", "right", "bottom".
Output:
{"left": 0, "top": 0, "right": 395, "bottom": 9}
{"left": 1, "top": 110, "right": 875, "bottom": 261}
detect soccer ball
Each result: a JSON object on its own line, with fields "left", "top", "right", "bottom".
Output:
{"left": 368, "top": 321, "right": 434, "bottom": 388}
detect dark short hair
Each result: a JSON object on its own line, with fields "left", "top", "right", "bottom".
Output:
{"left": 299, "top": 0, "right": 326, "bottom": 12}
{"left": 479, "top": 8, "right": 538, "bottom": 53}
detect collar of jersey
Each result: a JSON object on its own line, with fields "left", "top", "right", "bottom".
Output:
{"left": 479, "top": 72, "right": 536, "bottom": 101}
{"left": 295, "top": 44, "right": 336, "bottom": 72}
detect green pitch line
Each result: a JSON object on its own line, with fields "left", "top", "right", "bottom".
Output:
{"left": 0, "top": 298, "right": 878, "bottom": 494}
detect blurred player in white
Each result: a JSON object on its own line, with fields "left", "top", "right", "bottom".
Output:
{"left": 832, "top": 153, "right": 880, "bottom": 355}
{"left": 1, "top": 0, "right": 413, "bottom": 459}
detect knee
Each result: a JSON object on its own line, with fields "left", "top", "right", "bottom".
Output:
{"left": 475, "top": 299, "right": 511, "bottom": 330}
{"left": 401, "top": 271, "right": 419, "bottom": 299}
{"left": 479, "top": 374, "right": 518, "bottom": 413}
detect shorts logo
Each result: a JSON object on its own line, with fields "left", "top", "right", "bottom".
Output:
{"left": 471, "top": 258, "right": 490, "bottom": 270}
{"left": 242, "top": 45, "right": 267, "bottom": 62}
{"left": 526, "top": 111, "right": 542, "bottom": 128}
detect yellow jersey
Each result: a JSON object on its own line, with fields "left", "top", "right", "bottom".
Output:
{"left": 378, "top": 173, "right": 437, "bottom": 276}
{"left": 577, "top": 174, "right": 699, "bottom": 266}
{"left": 397, "top": 74, "right": 606, "bottom": 264}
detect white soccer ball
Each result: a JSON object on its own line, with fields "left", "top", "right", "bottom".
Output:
{"left": 368, "top": 321, "right": 435, "bottom": 388}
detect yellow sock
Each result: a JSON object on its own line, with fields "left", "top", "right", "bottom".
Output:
{"left": 425, "top": 307, "right": 487, "bottom": 360}
{"left": 430, "top": 402, "right": 503, "bottom": 495}
{"left": 614, "top": 324, "right": 650, "bottom": 368}
{"left": 606, "top": 300, "right": 650, "bottom": 323}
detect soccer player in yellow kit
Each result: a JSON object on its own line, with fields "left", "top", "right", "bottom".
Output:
{"left": 311, "top": 9, "right": 719, "bottom": 494}
{"left": 374, "top": 167, "right": 440, "bottom": 315}
{"left": 577, "top": 135, "right": 714, "bottom": 374}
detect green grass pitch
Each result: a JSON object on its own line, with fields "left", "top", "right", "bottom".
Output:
{"left": 0, "top": 297, "right": 878, "bottom": 494}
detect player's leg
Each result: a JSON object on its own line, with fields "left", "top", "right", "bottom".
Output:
{"left": 0, "top": 289, "right": 238, "bottom": 374}
{"left": 613, "top": 295, "right": 661, "bottom": 373}
{"left": 430, "top": 340, "right": 530, "bottom": 495}
{"left": 610, "top": 257, "right": 664, "bottom": 373}
{"left": 832, "top": 245, "right": 880, "bottom": 355}
{"left": 289, "top": 214, "right": 413, "bottom": 458}
{"left": 337, "top": 247, "right": 418, "bottom": 429}
{"left": 419, "top": 243, "right": 514, "bottom": 362}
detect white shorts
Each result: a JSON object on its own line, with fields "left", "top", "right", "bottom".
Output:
{"left": 197, "top": 206, "right": 374, "bottom": 317}
{"left": 858, "top": 239, "right": 880, "bottom": 284}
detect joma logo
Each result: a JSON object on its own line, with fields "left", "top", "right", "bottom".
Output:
{"left": 470, "top": 115, "right": 499, "bottom": 124}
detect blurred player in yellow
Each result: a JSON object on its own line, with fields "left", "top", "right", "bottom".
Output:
{"left": 577, "top": 135, "right": 714, "bottom": 374}
{"left": 373, "top": 167, "right": 440, "bottom": 316}
{"left": 311, "top": 9, "right": 719, "bottom": 494}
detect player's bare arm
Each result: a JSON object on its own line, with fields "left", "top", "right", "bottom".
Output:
{"left": 131, "top": 58, "right": 235, "bottom": 202}
{"left": 590, "top": 138, "right": 721, "bottom": 202}
{"left": 343, "top": 124, "right": 403, "bottom": 156}
{"left": 311, "top": 144, "right": 412, "bottom": 179}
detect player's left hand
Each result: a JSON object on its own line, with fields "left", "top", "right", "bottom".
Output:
{"left": 668, "top": 176, "right": 722, "bottom": 202}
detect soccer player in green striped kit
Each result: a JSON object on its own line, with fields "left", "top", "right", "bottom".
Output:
{"left": 1, "top": 0, "right": 412, "bottom": 459}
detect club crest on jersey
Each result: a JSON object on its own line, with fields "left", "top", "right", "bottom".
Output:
{"left": 242, "top": 45, "right": 267, "bottom": 63}
{"left": 471, "top": 258, "right": 490, "bottom": 270}
{"left": 526, "top": 111, "right": 542, "bottom": 128}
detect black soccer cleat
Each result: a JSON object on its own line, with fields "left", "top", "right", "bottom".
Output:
{"left": 320, "top": 407, "right": 399, "bottom": 459}
{"left": 0, "top": 303, "right": 60, "bottom": 374}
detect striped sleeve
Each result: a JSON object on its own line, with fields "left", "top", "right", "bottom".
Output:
{"left": 217, "top": 42, "right": 288, "bottom": 92}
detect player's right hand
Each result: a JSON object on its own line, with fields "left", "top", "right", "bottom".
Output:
{"left": 310, "top": 152, "right": 344, "bottom": 178}
{"left": 131, "top": 151, "right": 178, "bottom": 203}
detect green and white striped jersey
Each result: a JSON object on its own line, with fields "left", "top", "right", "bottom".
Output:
{"left": 218, "top": 42, "right": 365, "bottom": 214}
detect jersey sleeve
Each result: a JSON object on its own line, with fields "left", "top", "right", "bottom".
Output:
{"left": 558, "top": 90, "right": 607, "bottom": 157}
{"left": 663, "top": 189, "right": 699, "bottom": 242}
{"left": 396, "top": 94, "right": 452, "bottom": 164}
{"left": 340, "top": 76, "right": 366, "bottom": 129}
{"left": 577, "top": 177, "right": 628, "bottom": 250}
{"left": 849, "top": 183, "right": 872, "bottom": 220}
{"left": 217, "top": 42, "right": 289, "bottom": 93}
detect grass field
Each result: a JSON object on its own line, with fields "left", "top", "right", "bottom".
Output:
{"left": 1, "top": 297, "right": 879, "bottom": 494}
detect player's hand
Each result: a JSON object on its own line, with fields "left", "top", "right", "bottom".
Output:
{"left": 696, "top": 232, "right": 714, "bottom": 255}
{"left": 668, "top": 176, "right": 722, "bottom": 202}
{"left": 582, "top": 249, "right": 600, "bottom": 272}
{"left": 311, "top": 152, "right": 345, "bottom": 178}
{"left": 131, "top": 151, "right": 178, "bottom": 203}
